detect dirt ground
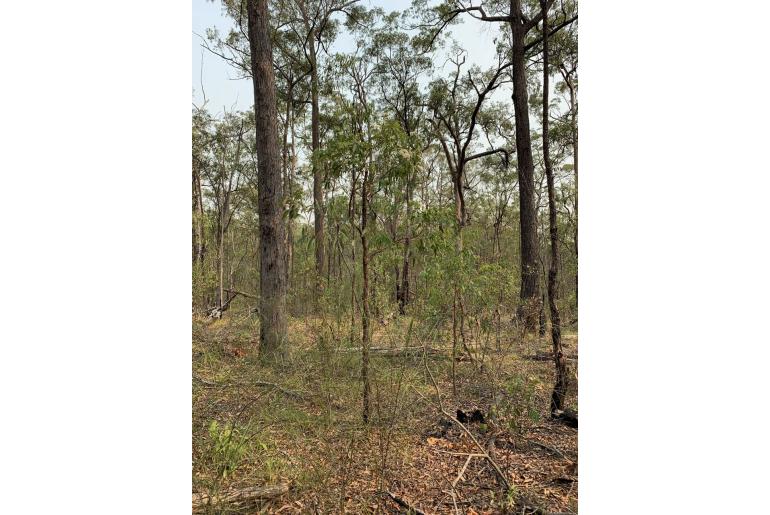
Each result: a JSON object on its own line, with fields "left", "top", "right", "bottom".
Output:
{"left": 193, "top": 311, "right": 578, "bottom": 514}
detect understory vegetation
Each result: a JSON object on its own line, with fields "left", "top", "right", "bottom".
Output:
{"left": 193, "top": 0, "right": 578, "bottom": 512}
{"left": 193, "top": 310, "right": 578, "bottom": 513}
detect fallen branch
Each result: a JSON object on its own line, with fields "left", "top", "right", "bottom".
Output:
{"left": 206, "top": 292, "right": 237, "bottom": 319}
{"left": 192, "top": 374, "right": 217, "bottom": 387}
{"left": 525, "top": 439, "right": 574, "bottom": 463}
{"left": 206, "top": 289, "right": 259, "bottom": 319}
{"left": 192, "top": 375, "right": 307, "bottom": 400}
{"left": 413, "top": 373, "right": 511, "bottom": 491}
{"left": 452, "top": 454, "right": 474, "bottom": 487}
{"left": 253, "top": 380, "right": 307, "bottom": 400}
{"left": 192, "top": 483, "right": 289, "bottom": 511}
{"left": 524, "top": 352, "right": 577, "bottom": 362}
{"left": 337, "top": 346, "right": 445, "bottom": 357}
{"left": 224, "top": 288, "right": 259, "bottom": 300}
{"left": 385, "top": 491, "right": 427, "bottom": 515}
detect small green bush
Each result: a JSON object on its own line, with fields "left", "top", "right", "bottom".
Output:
{"left": 207, "top": 420, "right": 248, "bottom": 480}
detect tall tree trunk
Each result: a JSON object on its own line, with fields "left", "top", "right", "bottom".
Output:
{"left": 541, "top": 1, "right": 567, "bottom": 413}
{"left": 361, "top": 168, "right": 371, "bottom": 424}
{"left": 510, "top": 0, "right": 541, "bottom": 331}
{"left": 309, "top": 33, "right": 325, "bottom": 288}
{"left": 247, "top": 0, "right": 288, "bottom": 361}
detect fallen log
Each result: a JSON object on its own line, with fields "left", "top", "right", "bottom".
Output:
{"left": 337, "top": 346, "right": 445, "bottom": 357}
{"left": 192, "top": 483, "right": 289, "bottom": 511}
{"left": 524, "top": 352, "right": 577, "bottom": 362}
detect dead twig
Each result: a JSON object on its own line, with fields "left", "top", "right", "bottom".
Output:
{"left": 525, "top": 439, "right": 574, "bottom": 463}
{"left": 452, "top": 454, "right": 473, "bottom": 488}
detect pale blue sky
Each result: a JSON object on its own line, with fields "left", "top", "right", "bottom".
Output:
{"left": 192, "top": 0, "right": 502, "bottom": 114}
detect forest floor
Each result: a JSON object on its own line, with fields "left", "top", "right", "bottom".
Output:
{"left": 193, "top": 309, "right": 578, "bottom": 514}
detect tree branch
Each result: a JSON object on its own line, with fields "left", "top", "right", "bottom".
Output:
{"left": 524, "top": 14, "right": 578, "bottom": 54}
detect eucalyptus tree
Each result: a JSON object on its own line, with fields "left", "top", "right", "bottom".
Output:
{"left": 246, "top": 0, "right": 289, "bottom": 360}
{"left": 192, "top": 107, "right": 211, "bottom": 270}
{"left": 424, "top": 49, "right": 513, "bottom": 381}
{"left": 426, "top": 49, "right": 512, "bottom": 247}
{"left": 319, "top": 38, "right": 418, "bottom": 421}
{"left": 539, "top": 0, "right": 567, "bottom": 415}
{"left": 413, "top": 0, "right": 577, "bottom": 330}
{"left": 369, "top": 11, "right": 431, "bottom": 313}
{"left": 550, "top": 10, "right": 577, "bottom": 303}
{"left": 203, "top": 0, "right": 353, "bottom": 290}
{"left": 269, "top": 0, "right": 363, "bottom": 288}
{"left": 273, "top": 28, "right": 312, "bottom": 286}
{"left": 194, "top": 110, "right": 253, "bottom": 311}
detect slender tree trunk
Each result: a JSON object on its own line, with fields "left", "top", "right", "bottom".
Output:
{"left": 451, "top": 291, "right": 458, "bottom": 396}
{"left": 247, "top": 0, "right": 288, "bottom": 361}
{"left": 193, "top": 163, "right": 205, "bottom": 266}
{"left": 193, "top": 173, "right": 198, "bottom": 266}
{"left": 510, "top": 0, "right": 541, "bottom": 331}
{"left": 282, "top": 81, "right": 294, "bottom": 287}
{"left": 541, "top": 2, "right": 567, "bottom": 413}
{"left": 288, "top": 100, "right": 296, "bottom": 286}
{"left": 216, "top": 212, "right": 225, "bottom": 308}
{"left": 361, "top": 168, "right": 371, "bottom": 424}
{"left": 309, "top": 34, "right": 325, "bottom": 288}
{"left": 349, "top": 168, "right": 357, "bottom": 345}
{"left": 568, "top": 78, "right": 578, "bottom": 308}
{"left": 398, "top": 173, "right": 412, "bottom": 314}
{"left": 229, "top": 229, "right": 235, "bottom": 291}
{"left": 192, "top": 168, "right": 200, "bottom": 264}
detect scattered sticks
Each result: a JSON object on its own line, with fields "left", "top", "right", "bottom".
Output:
{"left": 414, "top": 342, "right": 512, "bottom": 491}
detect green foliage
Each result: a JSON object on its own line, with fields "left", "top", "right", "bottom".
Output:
{"left": 492, "top": 375, "right": 542, "bottom": 434}
{"left": 206, "top": 420, "right": 249, "bottom": 480}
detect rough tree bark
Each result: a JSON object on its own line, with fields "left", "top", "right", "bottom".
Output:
{"left": 541, "top": 0, "right": 567, "bottom": 413}
{"left": 510, "top": 0, "right": 541, "bottom": 331}
{"left": 247, "top": 0, "right": 288, "bottom": 361}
